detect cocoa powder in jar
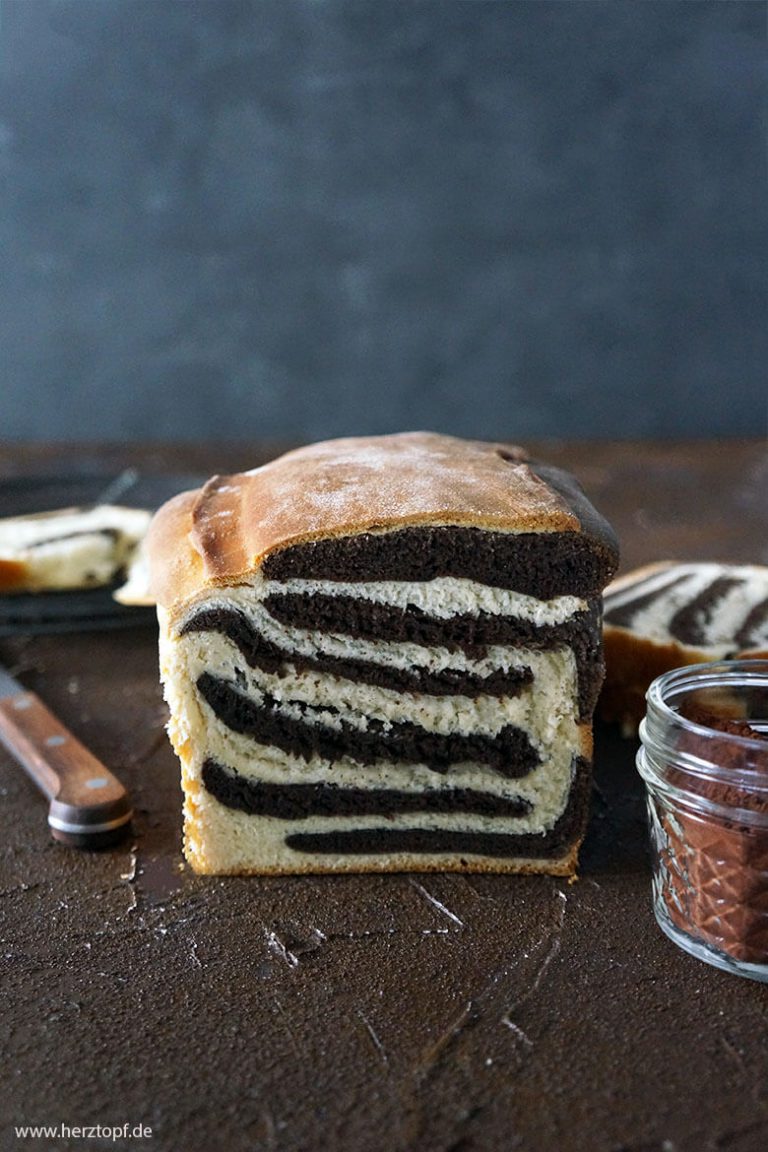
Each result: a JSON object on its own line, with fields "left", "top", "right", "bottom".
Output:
{"left": 661, "top": 702, "right": 768, "bottom": 964}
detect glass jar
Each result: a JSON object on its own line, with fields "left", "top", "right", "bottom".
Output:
{"left": 637, "top": 660, "right": 768, "bottom": 981}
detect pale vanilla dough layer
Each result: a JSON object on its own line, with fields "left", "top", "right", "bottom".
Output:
{"left": 260, "top": 575, "right": 586, "bottom": 623}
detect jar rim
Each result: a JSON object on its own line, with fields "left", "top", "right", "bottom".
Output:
{"left": 646, "top": 659, "right": 768, "bottom": 755}
{"left": 640, "top": 660, "right": 768, "bottom": 807}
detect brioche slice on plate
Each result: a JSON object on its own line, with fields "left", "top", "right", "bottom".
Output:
{"left": 602, "top": 561, "right": 768, "bottom": 732}
{"left": 0, "top": 505, "right": 151, "bottom": 595}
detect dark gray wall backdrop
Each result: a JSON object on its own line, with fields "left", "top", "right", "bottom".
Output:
{"left": 2, "top": 0, "right": 765, "bottom": 442}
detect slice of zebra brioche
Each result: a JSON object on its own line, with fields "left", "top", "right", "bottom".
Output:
{"left": 0, "top": 505, "right": 152, "bottom": 594}
{"left": 146, "top": 432, "right": 619, "bottom": 877}
{"left": 601, "top": 561, "right": 768, "bottom": 732}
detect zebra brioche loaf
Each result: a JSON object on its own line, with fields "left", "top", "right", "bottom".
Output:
{"left": 146, "top": 433, "right": 619, "bottom": 876}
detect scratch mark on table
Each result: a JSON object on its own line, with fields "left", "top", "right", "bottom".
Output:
{"left": 266, "top": 928, "right": 300, "bottom": 969}
{"left": 321, "top": 927, "right": 397, "bottom": 944}
{"left": 357, "top": 1008, "right": 389, "bottom": 1067}
{"left": 266, "top": 922, "right": 326, "bottom": 968}
{"left": 496, "top": 886, "right": 567, "bottom": 1041}
{"left": 408, "top": 878, "right": 465, "bottom": 928}
{"left": 258, "top": 1107, "right": 278, "bottom": 1152}
{"left": 118, "top": 844, "right": 138, "bottom": 914}
{"left": 125, "top": 724, "right": 169, "bottom": 767}
{"left": 414, "top": 1000, "right": 476, "bottom": 1084}
{"left": 500, "top": 1015, "right": 534, "bottom": 1049}
{"left": 516, "top": 890, "right": 566, "bottom": 1007}
{"left": 715, "top": 1117, "right": 768, "bottom": 1149}
{"left": 120, "top": 846, "right": 138, "bottom": 883}
{"left": 0, "top": 881, "right": 40, "bottom": 898}
{"left": 448, "top": 874, "right": 500, "bottom": 904}
{"left": 719, "top": 1034, "right": 746, "bottom": 1074}
{"left": 271, "top": 994, "right": 302, "bottom": 1061}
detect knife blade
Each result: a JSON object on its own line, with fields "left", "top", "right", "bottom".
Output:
{"left": 0, "top": 663, "right": 132, "bottom": 848}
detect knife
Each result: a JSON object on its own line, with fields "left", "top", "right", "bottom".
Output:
{"left": 0, "top": 663, "right": 133, "bottom": 848}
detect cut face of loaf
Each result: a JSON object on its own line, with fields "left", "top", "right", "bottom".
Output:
{"left": 148, "top": 433, "right": 619, "bottom": 876}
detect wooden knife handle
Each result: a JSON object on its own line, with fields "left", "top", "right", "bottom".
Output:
{"left": 0, "top": 690, "right": 132, "bottom": 847}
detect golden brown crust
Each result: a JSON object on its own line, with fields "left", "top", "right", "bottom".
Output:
{"left": 147, "top": 432, "right": 593, "bottom": 615}
{"left": 0, "top": 559, "right": 27, "bottom": 592}
{"left": 146, "top": 490, "right": 204, "bottom": 614}
{"left": 600, "top": 626, "right": 708, "bottom": 730}
{"left": 182, "top": 849, "right": 580, "bottom": 878}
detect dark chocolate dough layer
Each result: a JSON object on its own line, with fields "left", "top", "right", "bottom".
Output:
{"left": 735, "top": 596, "right": 768, "bottom": 648}
{"left": 263, "top": 593, "right": 592, "bottom": 652}
{"left": 196, "top": 673, "right": 541, "bottom": 778}
{"left": 263, "top": 526, "right": 617, "bottom": 598}
{"left": 201, "top": 758, "right": 532, "bottom": 820}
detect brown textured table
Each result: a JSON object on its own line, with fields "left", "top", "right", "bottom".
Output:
{"left": 1, "top": 439, "right": 767, "bottom": 1152}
